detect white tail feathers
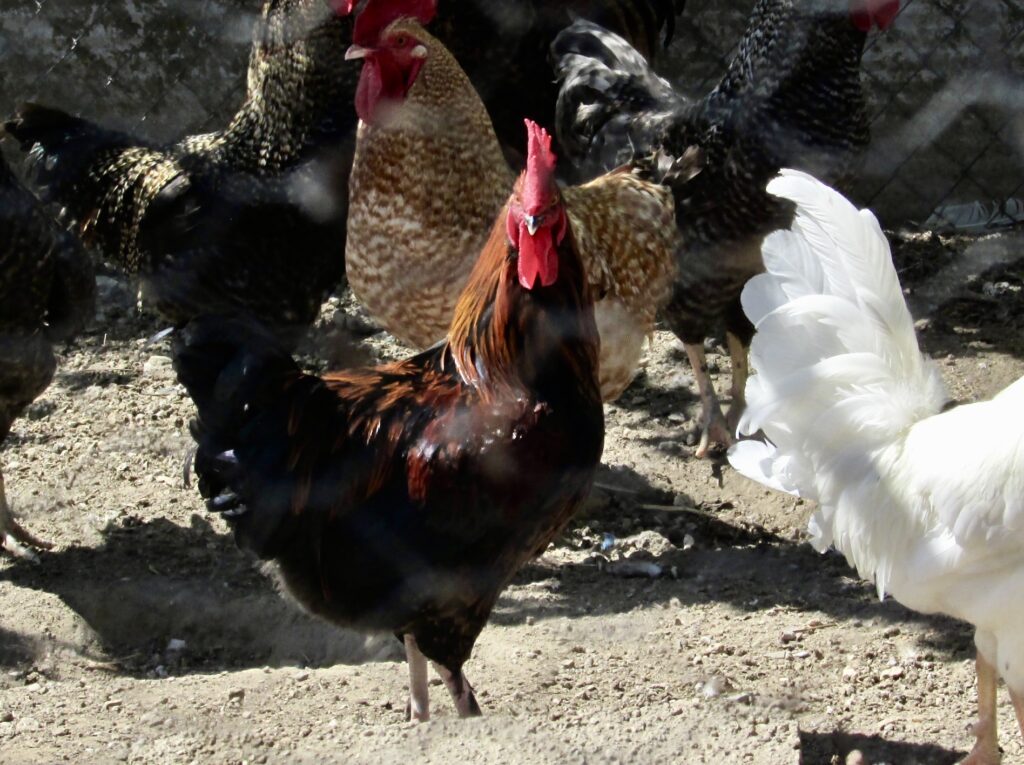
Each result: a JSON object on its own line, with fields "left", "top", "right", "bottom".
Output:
{"left": 728, "top": 170, "right": 947, "bottom": 596}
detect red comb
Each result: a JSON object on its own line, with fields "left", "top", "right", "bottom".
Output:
{"left": 850, "top": 0, "right": 900, "bottom": 32}
{"left": 522, "top": 119, "right": 557, "bottom": 213}
{"left": 353, "top": 0, "right": 438, "bottom": 45}
{"left": 327, "top": 0, "right": 355, "bottom": 15}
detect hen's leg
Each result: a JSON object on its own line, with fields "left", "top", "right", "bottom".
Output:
{"left": 404, "top": 635, "right": 430, "bottom": 722}
{"left": 962, "top": 651, "right": 1001, "bottom": 764}
{"left": 432, "top": 662, "right": 482, "bottom": 718}
{"left": 725, "top": 331, "right": 749, "bottom": 433}
{"left": 0, "top": 468, "right": 52, "bottom": 560}
{"left": 1008, "top": 684, "right": 1024, "bottom": 745}
{"left": 684, "top": 342, "right": 732, "bottom": 458}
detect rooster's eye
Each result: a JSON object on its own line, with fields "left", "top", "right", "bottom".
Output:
{"left": 394, "top": 35, "right": 408, "bottom": 47}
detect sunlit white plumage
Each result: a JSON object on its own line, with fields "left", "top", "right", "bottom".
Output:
{"left": 729, "top": 169, "right": 1024, "bottom": 762}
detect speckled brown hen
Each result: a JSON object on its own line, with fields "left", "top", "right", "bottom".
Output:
{"left": 0, "top": 151, "right": 95, "bottom": 558}
{"left": 345, "top": 0, "right": 690, "bottom": 401}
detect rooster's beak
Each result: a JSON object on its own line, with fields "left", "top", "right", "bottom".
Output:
{"left": 345, "top": 44, "right": 374, "bottom": 60}
{"left": 525, "top": 216, "right": 540, "bottom": 236}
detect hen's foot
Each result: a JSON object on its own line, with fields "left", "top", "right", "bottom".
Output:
{"left": 695, "top": 403, "right": 734, "bottom": 459}
{"left": 0, "top": 478, "right": 52, "bottom": 561}
{"left": 961, "top": 652, "right": 1002, "bottom": 764}
{"left": 684, "top": 342, "right": 734, "bottom": 459}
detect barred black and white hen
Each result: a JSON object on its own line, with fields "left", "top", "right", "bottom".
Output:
{"left": 554, "top": 0, "right": 900, "bottom": 456}
{"left": 0, "top": 151, "right": 95, "bottom": 558}
{"left": 4, "top": 0, "right": 355, "bottom": 347}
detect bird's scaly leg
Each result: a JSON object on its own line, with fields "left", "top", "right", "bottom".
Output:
{"left": 684, "top": 342, "right": 733, "bottom": 458}
{"left": 0, "top": 468, "right": 52, "bottom": 560}
{"left": 1007, "top": 684, "right": 1024, "bottom": 750}
{"left": 961, "top": 651, "right": 1002, "bottom": 764}
{"left": 404, "top": 634, "right": 430, "bottom": 722}
{"left": 725, "top": 331, "right": 749, "bottom": 434}
{"left": 431, "top": 661, "right": 482, "bottom": 718}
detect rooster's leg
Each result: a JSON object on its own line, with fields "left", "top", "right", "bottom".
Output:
{"left": 725, "top": 331, "right": 749, "bottom": 433}
{"left": 404, "top": 635, "right": 430, "bottom": 722}
{"left": 432, "top": 662, "right": 482, "bottom": 718}
{"left": 962, "top": 650, "right": 1001, "bottom": 764}
{"left": 683, "top": 342, "right": 732, "bottom": 458}
{"left": 0, "top": 468, "right": 52, "bottom": 560}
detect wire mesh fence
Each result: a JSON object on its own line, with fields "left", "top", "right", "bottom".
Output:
{"left": 669, "top": 0, "right": 1024, "bottom": 230}
{"left": 0, "top": 0, "right": 1021, "bottom": 230}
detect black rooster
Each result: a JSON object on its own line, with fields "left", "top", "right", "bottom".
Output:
{"left": 173, "top": 122, "right": 604, "bottom": 720}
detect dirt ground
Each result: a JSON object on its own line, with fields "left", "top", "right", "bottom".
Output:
{"left": 1, "top": 228, "right": 1023, "bottom": 765}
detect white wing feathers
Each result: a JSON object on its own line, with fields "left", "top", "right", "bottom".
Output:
{"left": 729, "top": 170, "right": 952, "bottom": 596}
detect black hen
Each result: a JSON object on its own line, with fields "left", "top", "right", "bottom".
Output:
{"left": 0, "top": 151, "right": 95, "bottom": 558}
{"left": 4, "top": 0, "right": 355, "bottom": 347}
{"left": 553, "top": 0, "right": 899, "bottom": 456}
{"left": 431, "top": 0, "right": 686, "bottom": 168}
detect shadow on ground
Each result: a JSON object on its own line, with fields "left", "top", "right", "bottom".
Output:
{"left": 799, "top": 729, "right": 964, "bottom": 765}
{"left": 0, "top": 463, "right": 973, "bottom": 678}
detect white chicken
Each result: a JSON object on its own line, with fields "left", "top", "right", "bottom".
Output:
{"left": 728, "top": 169, "right": 1024, "bottom": 764}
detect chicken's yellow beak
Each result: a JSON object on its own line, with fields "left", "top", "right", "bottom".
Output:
{"left": 345, "top": 44, "right": 373, "bottom": 61}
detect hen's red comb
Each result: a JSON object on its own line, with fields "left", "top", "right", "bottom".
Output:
{"left": 522, "top": 120, "right": 557, "bottom": 213}
{"left": 850, "top": 0, "right": 900, "bottom": 32}
{"left": 353, "top": 0, "right": 438, "bottom": 45}
{"left": 327, "top": 0, "right": 355, "bottom": 15}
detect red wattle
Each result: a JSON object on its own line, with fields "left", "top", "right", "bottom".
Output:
{"left": 355, "top": 61, "right": 383, "bottom": 124}
{"left": 516, "top": 223, "right": 558, "bottom": 290}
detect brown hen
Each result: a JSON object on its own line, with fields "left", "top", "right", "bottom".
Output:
{"left": 346, "top": 0, "right": 690, "bottom": 401}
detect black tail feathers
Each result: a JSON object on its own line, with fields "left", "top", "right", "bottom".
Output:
{"left": 173, "top": 315, "right": 306, "bottom": 557}
{"left": 3, "top": 102, "right": 142, "bottom": 210}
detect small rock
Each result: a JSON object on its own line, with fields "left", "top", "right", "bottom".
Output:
{"left": 15, "top": 716, "right": 40, "bottom": 733}
{"left": 606, "top": 560, "right": 663, "bottom": 579}
{"left": 846, "top": 749, "right": 869, "bottom": 765}
{"left": 166, "top": 638, "right": 187, "bottom": 653}
{"left": 882, "top": 666, "right": 904, "bottom": 679}
{"left": 143, "top": 355, "right": 175, "bottom": 379}
{"left": 882, "top": 626, "right": 901, "bottom": 638}
{"left": 702, "top": 676, "right": 732, "bottom": 698}
{"left": 228, "top": 688, "right": 245, "bottom": 703}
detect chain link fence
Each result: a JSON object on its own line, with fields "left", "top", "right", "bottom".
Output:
{"left": 669, "top": 0, "right": 1024, "bottom": 230}
{"left": 0, "top": 0, "right": 1022, "bottom": 230}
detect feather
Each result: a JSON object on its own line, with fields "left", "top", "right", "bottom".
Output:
{"left": 728, "top": 173, "right": 1024, "bottom": 733}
